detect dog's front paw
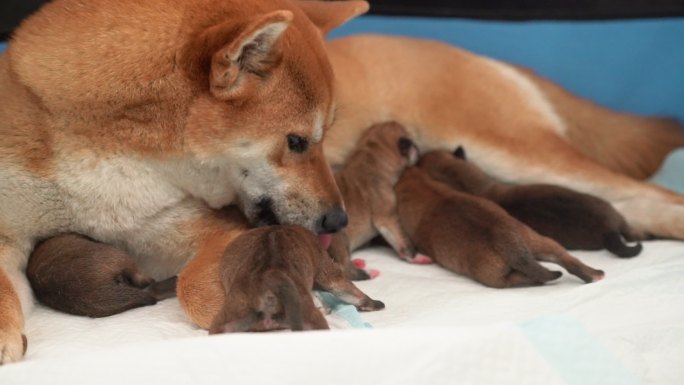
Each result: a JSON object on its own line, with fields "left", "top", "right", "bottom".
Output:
{"left": 0, "top": 328, "right": 26, "bottom": 364}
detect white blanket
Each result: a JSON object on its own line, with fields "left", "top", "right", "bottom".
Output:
{"left": 1, "top": 241, "right": 683, "bottom": 385}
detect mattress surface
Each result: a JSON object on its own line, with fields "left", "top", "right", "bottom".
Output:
{"left": 2, "top": 240, "right": 683, "bottom": 385}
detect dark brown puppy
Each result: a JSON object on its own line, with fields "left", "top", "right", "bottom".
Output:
{"left": 210, "top": 225, "right": 384, "bottom": 333}
{"left": 329, "top": 122, "right": 429, "bottom": 281}
{"left": 27, "top": 233, "right": 176, "bottom": 317}
{"left": 395, "top": 167, "right": 605, "bottom": 288}
{"left": 419, "top": 147, "right": 642, "bottom": 257}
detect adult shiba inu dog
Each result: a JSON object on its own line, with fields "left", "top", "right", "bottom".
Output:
{"left": 0, "top": 0, "right": 368, "bottom": 363}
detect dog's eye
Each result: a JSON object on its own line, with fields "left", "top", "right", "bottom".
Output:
{"left": 287, "top": 134, "right": 309, "bottom": 153}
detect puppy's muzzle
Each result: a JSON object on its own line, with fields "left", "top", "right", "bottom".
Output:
{"left": 315, "top": 205, "right": 348, "bottom": 234}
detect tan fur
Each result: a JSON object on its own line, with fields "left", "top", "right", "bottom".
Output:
{"left": 328, "top": 122, "right": 422, "bottom": 279}
{"left": 176, "top": 208, "right": 251, "bottom": 329}
{"left": 0, "top": 0, "right": 367, "bottom": 363}
{"left": 324, "top": 35, "right": 684, "bottom": 241}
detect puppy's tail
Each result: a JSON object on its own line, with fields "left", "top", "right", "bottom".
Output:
{"left": 266, "top": 271, "right": 304, "bottom": 331}
{"left": 510, "top": 253, "right": 563, "bottom": 284}
{"left": 604, "top": 230, "right": 643, "bottom": 258}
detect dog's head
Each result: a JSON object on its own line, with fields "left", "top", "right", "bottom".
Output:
{"left": 178, "top": 1, "right": 368, "bottom": 233}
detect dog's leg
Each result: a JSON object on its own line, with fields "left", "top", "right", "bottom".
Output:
{"left": 328, "top": 232, "right": 371, "bottom": 281}
{"left": 176, "top": 209, "right": 249, "bottom": 330}
{"left": 503, "top": 271, "right": 548, "bottom": 288}
{"left": 0, "top": 240, "right": 31, "bottom": 364}
{"left": 373, "top": 214, "right": 432, "bottom": 264}
{"left": 524, "top": 227, "right": 605, "bottom": 283}
{"left": 314, "top": 257, "right": 384, "bottom": 312}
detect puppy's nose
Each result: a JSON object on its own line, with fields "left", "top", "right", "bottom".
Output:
{"left": 317, "top": 206, "right": 348, "bottom": 233}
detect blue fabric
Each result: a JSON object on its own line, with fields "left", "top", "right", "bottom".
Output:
{"left": 331, "top": 16, "right": 684, "bottom": 121}
{"left": 649, "top": 148, "right": 684, "bottom": 193}
{"left": 315, "top": 291, "right": 373, "bottom": 329}
{"left": 520, "top": 316, "right": 641, "bottom": 385}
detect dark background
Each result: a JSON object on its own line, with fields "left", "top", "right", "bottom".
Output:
{"left": 3, "top": 0, "right": 684, "bottom": 40}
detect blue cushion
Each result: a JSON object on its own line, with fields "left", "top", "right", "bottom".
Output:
{"left": 331, "top": 16, "right": 684, "bottom": 121}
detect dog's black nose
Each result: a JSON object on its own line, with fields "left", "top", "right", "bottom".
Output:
{"left": 317, "top": 206, "right": 348, "bottom": 233}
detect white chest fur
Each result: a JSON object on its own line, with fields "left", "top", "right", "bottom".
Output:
{"left": 56, "top": 154, "right": 186, "bottom": 240}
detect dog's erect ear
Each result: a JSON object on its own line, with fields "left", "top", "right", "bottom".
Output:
{"left": 208, "top": 10, "right": 293, "bottom": 100}
{"left": 398, "top": 137, "right": 420, "bottom": 166}
{"left": 297, "top": 1, "right": 369, "bottom": 36}
{"left": 453, "top": 146, "right": 467, "bottom": 160}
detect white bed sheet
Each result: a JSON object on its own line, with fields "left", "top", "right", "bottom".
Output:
{"left": 1, "top": 240, "right": 683, "bottom": 385}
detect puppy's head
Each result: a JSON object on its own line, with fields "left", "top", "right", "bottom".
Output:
{"left": 178, "top": 1, "right": 369, "bottom": 233}
{"left": 358, "top": 122, "right": 419, "bottom": 168}
{"left": 418, "top": 146, "right": 492, "bottom": 194}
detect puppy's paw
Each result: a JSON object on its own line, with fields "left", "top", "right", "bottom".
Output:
{"left": 348, "top": 267, "right": 372, "bottom": 281}
{"left": 0, "top": 329, "right": 26, "bottom": 364}
{"left": 358, "top": 299, "right": 385, "bottom": 312}
{"left": 401, "top": 253, "right": 433, "bottom": 264}
{"left": 588, "top": 270, "right": 605, "bottom": 283}
{"left": 352, "top": 259, "right": 366, "bottom": 269}
{"left": 410, "top": 253, "right": 433, "bottom": 264}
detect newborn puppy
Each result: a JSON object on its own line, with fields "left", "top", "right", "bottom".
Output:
{"left": 27, "top": 233, "right": 176, "bottom": 317}
{"left": 210, "top": 225, "right": 384, "bottom": 333}
{"left": 329, "top": 122, "right": 430, "bottom": 281}
{"left": 419, "top": 147, "right": 642, "bottom": 257}
{"left": 395, "top": 167, "right": 605, "bottom": 288}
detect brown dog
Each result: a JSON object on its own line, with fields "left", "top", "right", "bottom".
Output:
{"left": 325, "top": 35, "right": 684, "bottom": 244}
{"left": 328, "top": 122, "right": 430, "bottom": 280}
{"left": 395, "top": 166, "right": 605, "bottom": 288}
{"left": 27, "top": 234, "right": 177, "bottom": 318}
{"left": 419, "top": 147, "right": 643, "bottom": 258}
{"left": 210, "top": 225, "right": 384, "bottom": 333}
{"left": 0, "top": 0, "right": 368, "bottom": 362}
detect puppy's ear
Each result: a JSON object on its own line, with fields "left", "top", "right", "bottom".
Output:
{"left": 398, "top": 137, "right": 420, "bottom": 166}
{"left": 297, "top": 1, "right": 369, "bottom": 36}
{"left": 453, "top": 146, "right": 467, "bottom": 160}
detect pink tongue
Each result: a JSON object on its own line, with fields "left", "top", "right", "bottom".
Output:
{"left": 318, "top": 234, "right": 333, "bottom": 250}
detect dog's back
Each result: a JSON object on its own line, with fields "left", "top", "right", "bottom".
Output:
{"left": 212, "top": 225, "right": 326, "bottom": 332}
{"left": 419, "top": 149, "right": 642, "bottom": 258}
{"left": 396, "top": 167, "right": 561, "bottom": 288}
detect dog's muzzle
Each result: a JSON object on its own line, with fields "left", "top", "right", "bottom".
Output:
{"left": 315, "top": 205, "right": 348, "bottom": 234}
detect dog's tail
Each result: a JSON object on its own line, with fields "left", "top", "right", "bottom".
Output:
{"left": 604, "top": 231, "right": 642, "bottom": 258}
{"left": 265, "top": 270, "right": 304, "bottom": 331}
{"left": 604, "top": 219, "right": 643, "bottom": 258}
{"left": 510, "top": 253, "right": 563, "bottom": 284}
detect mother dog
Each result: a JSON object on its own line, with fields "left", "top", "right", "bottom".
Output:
{"left": 0, "top": 0, "right": 369, "bottom": 363}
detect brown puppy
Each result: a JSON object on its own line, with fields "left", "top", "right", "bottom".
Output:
{"left": 27, "top": 234, "right": 177, "bottom": 318}
{"left": 210, "top": 225, "right": 384, "bottom": 333}
{"left": 419, "top": 147, "right": 642, "bottom": 258}
{"left": 395, "top": 167, "right": 605, "bottom": 288}
{"left": 328, "top": 122, "right": 430, "bottom": 281}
